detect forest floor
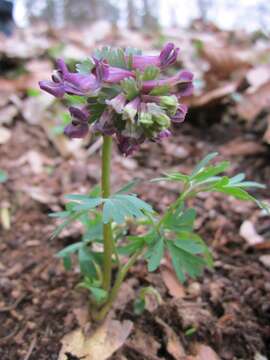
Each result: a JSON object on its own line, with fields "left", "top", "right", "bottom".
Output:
{"left": 1, "top": 113, "right": 270, "bottom": 360}
{"left": 0, "top": 21, "right": 270, "bottom": 360}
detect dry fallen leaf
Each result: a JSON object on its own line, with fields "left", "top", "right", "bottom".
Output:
{"left": 191, "top": 82, "right": 237, "bottom": 107}
{"left": 236, "top": 80, "right": 270, "bottom": 121}
{"left": 0, "top": 105, "right": 18, "bottom": 125}
{"left": 0, "top": 126, "right": 11, "bottom": 144}
{"left": 160, "top": 265, "right": 186, "bottom": 299}
{"left": 156, "top": 317, "right": 185, "bottom": 360}
{"left": 259, "top": 255, "right": 270, "bottom": 269}
{"left": 192, "top": 343, "right": 220, "bottom": 360}
{"left": 58, "top": 319, "right": 133, "bottom": 360}
{"left": 219, "top": 138, "right": 265, "bottom": 157}
{"left": 240, "top": 220, "right": 264, "bottom": 246}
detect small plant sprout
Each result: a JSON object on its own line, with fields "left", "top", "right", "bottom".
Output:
{"left": 40, "top": 44, "right": 267, "bottom": 322}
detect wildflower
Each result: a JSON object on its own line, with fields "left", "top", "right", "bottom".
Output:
{"left": 39, "top": 44, "right": 194, "bottom": 155}
{"left": 64, "top": 107, "right": 89, "bottom": 138}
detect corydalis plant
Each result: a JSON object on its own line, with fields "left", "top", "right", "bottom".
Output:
{"left": 40, "top": 44, "right": 267, "bottom": 322}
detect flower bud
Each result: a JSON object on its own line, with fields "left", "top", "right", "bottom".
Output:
{"left": 160, "top": 95, "right": 178, "bottom": 116}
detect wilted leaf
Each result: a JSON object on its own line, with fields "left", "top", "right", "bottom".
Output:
{"left": 156, "top": 317, "right": 186, "bottom": 360}
{"left": 236, "top": 80, "right": 270, "bottom": 121}
{"left": 240, "top": 221, "right": 264, "bottom": 246}
{"left": 192, "top": 343, "right": 220, "bottom": 360}
{"left": 58, "top": 319, "right": 133, "bottom": 360}
{"left": 160, "top": 265, "right": 186, "bottom": 298}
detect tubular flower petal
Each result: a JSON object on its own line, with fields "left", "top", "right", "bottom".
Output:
{"left": 129, "top": 43, "right": 179, "bottom": 71}
{"left": 64, "top": 106, "right": 90, "bottom": 138}
{"left": 171, "top": 104, "right": 188, "bottom": 123}
{"left": 39, "top": 58, "right": 100, "bottom": 98}
{"left": 142, "top": 70, "right": 193, "bottom": 94}
{"left": 105, "top": 67, "right": 134, "bottom": 83}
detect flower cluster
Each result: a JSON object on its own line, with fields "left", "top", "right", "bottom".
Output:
{"left": 39, "top": 43, "right": 193, "bottom": 155}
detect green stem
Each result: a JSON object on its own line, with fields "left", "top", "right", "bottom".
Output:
{"left": 101, "top": 136, "right": 113, "bottom": 291}
{"left": 92, "top": 249, "right": 143, "bottom": 322}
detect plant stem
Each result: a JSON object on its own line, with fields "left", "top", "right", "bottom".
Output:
{"left": 101, "top": 135, "right": 113, "bottom": 291}
{"left": 92, "top": 249, "right": 143, "bottom": 322}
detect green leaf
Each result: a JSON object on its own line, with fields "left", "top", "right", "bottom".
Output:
{"left": 83, "top": 223, "right": 103, "bottom": 243}
{"left": 133, "top": 298, "right": 145, "bottom": 315}
{"left": 56, "top": 242, "right": 82, "bottom": 258}
{"left": 229, "top": 173, "right": 245, "bottom": 184}
{"left": 146, "top": 236, "right": 164, "bottom": 272}
{"left": 214, "top": 185, "right": 256, "bottom": 201}
{"left": 232, "top": 181, "right": 266, "bottom": 189}
{"left": 167, "top": 241, "right": 206, "bottom": 283}
{"left": 192, "top": 161, "right": 230, "bottom": 182}
{"left": 149, "top": 85, "right": 170, "bottom": 96}
{"left": 163, "top": 208, "right": 196, "bottom": 232}
{"left": 94, "top": 47, "right": 128, "bottom": 69}
{"left": 73, "top": 197, "right": 103, "bottom": 211}
{"left": 63, "top": 256, "right": 72, "bottom": 270}
{"left": 89, "top": 287, "right": 108, "bottom": 304}
{"left": 142, "top": 66, "right": 160, "bottom": 81}
{"left": 121, "top": 78, "right": 139, "bottom": 100}
{"left": 102, "top": 194, "right": 153, "bottom": 224}
{"left": 65, "top": 94, "right": 87, "bottom": 105}
{"left": 49, "top": 211, "right": 70, "bottom": 218}
{"left": 0, "top": 170, "right": 8, "bottom": 183}
{"left": 174, "top": 232, "right": 206, "bottom": 254}
{"left": 191, "top": 152, "right": 219, "bottom": 177}
{"left": 118, "top": 236, "right": 145, "bottom": 255}
{"left": 76, "top": 58, "right": 95, "bottom": 74}
{"left": 78, "top": 246, "right": 96, "bottom": 277}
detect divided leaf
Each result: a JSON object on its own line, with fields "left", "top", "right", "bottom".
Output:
{"left": 102, "top": 194, "right": 153, "bottom": 224}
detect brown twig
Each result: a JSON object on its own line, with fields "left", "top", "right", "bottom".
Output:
{"left": 0, "top": 294, "right": 26, "bottom": 313}
{"left": 23, "top": 334, "right": 37, "bottom": 360}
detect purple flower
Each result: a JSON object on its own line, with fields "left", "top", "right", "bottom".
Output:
{"left": 105, "top": 67, "right": 134, "bottom": 83}
{"left": 92, "top": 109, "right": 115, "bottom": 135}
{"left": 142, "top": 70, "right": 193, "bottom": 95}
{"left": 64, "top": 106, "right": 90, "bottom": 138}
{"left": 116, "top": 134, "right": 145, "bottom": 156}
{"left": 106, "top": 93, "right": 126, "bottom": 113}
{"left": 39, "top": 59, "right": 100, "bottom": 98}
{"left": 155, "top": 129, "right": 172, "bottom": 140}
{"left": 129, "top": 43, "right": 179, "bottom": 71}
{"left": 171, "top": 104, "right": 188, "bottom": 123}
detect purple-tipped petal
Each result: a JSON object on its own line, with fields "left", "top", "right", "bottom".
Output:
{"left": 105, "top": 67, "right": 134, "bottom": 83}
{"left": 64, "top": 106, "right": 90, "bottom": 139}
{"left": 129, "top": 54, "right": 160, "bottom": 71}
{"left": 155, "top": 129, "right": 172, "bottom": 140}
{"left": 171, "top": 104, "right": 188, "bottom": 123}
{"left": 39, "top": 80, "right": 66, "bottom": 98}
{"left": 142, "top": 70, "right": 194, "bottom": 93}
{"left": 93, "top": 58, "right": 110, "bottom": 82}
{"left": 159, "top": 43, "right": 180, "bottom": 68}
{"left": 64, "top": 122, "right": 89, "bottom": 138}
{"left": 40, "top": 58, "right": 100, "bottom": 98}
